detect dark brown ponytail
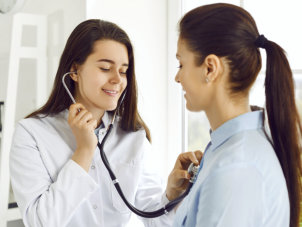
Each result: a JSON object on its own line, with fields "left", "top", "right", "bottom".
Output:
{"left": 179, "top": 3, "right": 302, "bottom": 226}
{"left": 263, "top": 40, "right": 302, "bottom": 227}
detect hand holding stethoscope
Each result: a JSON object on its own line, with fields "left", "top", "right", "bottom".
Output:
{"left": 166, "top": 151, "right": 203, "bottom": 201}
{"left": 68, "top": 103, "right": 98, "bottom": 172}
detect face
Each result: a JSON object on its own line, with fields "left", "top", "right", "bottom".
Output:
{"left": 72, "top": 39, "right": 128, "bottom": 112}
{"left": 175, "top": 38, "right": 212, "bottom": 112}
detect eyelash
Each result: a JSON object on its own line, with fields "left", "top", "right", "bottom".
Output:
{"left": 100, "top": 68, "right": 110, "bottom": 72}
{"left": 100, "top": 68, "right": 127, "bottom": 75}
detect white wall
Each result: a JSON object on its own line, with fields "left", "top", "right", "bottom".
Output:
{"left": 0, "top": 14, "right": 12, "bottom": 102}
{"left": 0, "top": 0, "right": 86, "bottom": 121}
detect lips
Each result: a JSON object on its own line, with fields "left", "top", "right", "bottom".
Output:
{"left": 102, "top": 89, "right": 119, "bottom": 96}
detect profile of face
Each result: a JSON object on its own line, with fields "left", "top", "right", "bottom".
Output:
{"left": 175, "top": 38, "right": 215, "bottom": 112}
{"left": 71, "top": 39, "right": 128, "bottom": 112}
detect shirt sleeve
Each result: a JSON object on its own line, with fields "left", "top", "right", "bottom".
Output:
{"left": 133, "top": 138, "right": 175, "bottom": 227}
{"left": 9, "top": 123, "right": 99, "bottom": 227}
{"left": 196, "top": 164, "right": 264, "bottom": 227}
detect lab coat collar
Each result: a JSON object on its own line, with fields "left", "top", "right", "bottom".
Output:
{"left": 209, "top": 110, "right": 263, "bottom": 151}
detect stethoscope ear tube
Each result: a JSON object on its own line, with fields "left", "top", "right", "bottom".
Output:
{"left": 98, "top": 124, "right": 194, "bottom": 218}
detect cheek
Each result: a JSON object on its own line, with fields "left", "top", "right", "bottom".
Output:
{"left": 122, "top": 77, "right": 128, "bottom": 90}
{"left": 181, "top": 71, "right": 194, "bottom": 91}
{"left": 79, "top": 75, "right": 103, "bottom": 95}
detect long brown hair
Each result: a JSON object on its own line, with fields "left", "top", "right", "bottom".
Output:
{"left": 26, "top": 19, "right": 151, "bottom": 141}
{"left": 179, "top": 3, "right": 302, "bottom": 226}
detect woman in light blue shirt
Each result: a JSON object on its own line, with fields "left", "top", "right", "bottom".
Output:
{"left": 168, "top": 3, "right": 302, "bottom": 227}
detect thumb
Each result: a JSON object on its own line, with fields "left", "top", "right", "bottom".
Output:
{"left": 170, "top": 169, "right": 190, "bottom": 187}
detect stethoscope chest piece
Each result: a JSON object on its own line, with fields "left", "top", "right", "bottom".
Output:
{"left": 188, "top": 163, "right": 200, "bottom": 183}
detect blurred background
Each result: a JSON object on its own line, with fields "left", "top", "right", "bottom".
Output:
{"left": 0, "top": 0, "right": 301, "bottom": 226}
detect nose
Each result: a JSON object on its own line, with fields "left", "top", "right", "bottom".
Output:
{"left": 110, "top": 70, "right": 122, "bottom": 84}
{"left": 175, "top": 72, "right": 180, "bottom": 83}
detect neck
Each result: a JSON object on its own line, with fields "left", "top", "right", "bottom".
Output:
{"left": 205, "top": 95, "right": 251, "bottom": 131}
{"left": 90, "top": 108, "right": 105, "bottom": 127}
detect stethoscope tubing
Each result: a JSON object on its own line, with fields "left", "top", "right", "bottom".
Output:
{"left": 98, "top": 124, "right": 193, "bottom": 218}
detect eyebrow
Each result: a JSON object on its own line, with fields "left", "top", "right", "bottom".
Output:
{"left": 176, "top": 53, "right": 180, "bottom": 59}
{"left": 97, "top": 59, "right": 129, "bottom": 67}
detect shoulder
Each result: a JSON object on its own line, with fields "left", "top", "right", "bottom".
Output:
{"left": 15, "top": 111, "right": 68, "bottom": 138}
{"left": 204, "top": 128, "right": 285, "bottom": 192}
{"left": 214, "top": 129, "right": 274, "bottom": 167}
{"left": 113, "top": 116, "right": 149, "bottom": 145}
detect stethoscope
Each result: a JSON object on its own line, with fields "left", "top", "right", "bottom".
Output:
{"left": 62, "top": 72, "right": 200, "bottom": 218}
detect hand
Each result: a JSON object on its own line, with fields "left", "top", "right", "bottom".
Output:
{"left": 166, "top": 150, "right": 203, "bottom": 201}
{"left": 68, "top": 103, "right": 98, "bottom": 171}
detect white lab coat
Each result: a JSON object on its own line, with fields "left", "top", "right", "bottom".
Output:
{"left": 9, "top": 110, "right": 174, "bottom": 227}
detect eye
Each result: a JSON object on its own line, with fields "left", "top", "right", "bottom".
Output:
{"left": 100, "top": 67, "right": 110, "bottom": 72}
{"left": 177, "top": 64, "right": 182, "bottom": 69}
{"left": 120, "top": 71, "right": 127, "bottom": 75}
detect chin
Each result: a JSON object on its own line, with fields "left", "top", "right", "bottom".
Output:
{"left": 186, "top": 103, "right": 202, "bottom": 112}
{"left": 105, "top": 104, "right": 118, "bottom": 111}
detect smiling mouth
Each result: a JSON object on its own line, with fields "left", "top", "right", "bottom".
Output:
{"left": 102, "top": 89, "right": 119, "bottom": 96}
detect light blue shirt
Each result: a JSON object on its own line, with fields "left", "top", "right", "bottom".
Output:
{"left": 173, "top": 111, "right": 289, "bottom": 227}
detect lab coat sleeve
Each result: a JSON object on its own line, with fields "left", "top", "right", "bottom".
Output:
{"left": 9, "top": 123, "right": 99, "bottom": 227}
{"left": 196, "top": 164, "right": 264, "bottom": 226}
{"left": 134, "top": 138, "right": 175, "bottom": 227}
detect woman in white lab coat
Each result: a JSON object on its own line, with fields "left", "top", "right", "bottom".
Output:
{"left": 9, "top": 19, "right": 201, "bottom": 227}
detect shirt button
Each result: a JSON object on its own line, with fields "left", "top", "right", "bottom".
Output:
{"left": 91, "top": 165, "right": 95, "bottom": 169}
{"left": 93, "top": 205, "right": 98, "bottom": 209}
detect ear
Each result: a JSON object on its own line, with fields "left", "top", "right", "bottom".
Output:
{"left": 203, "top": 54, "right": 223, "bottom": 83}
{"left": 69, "top": 64, "right": 79, "bottom": 82}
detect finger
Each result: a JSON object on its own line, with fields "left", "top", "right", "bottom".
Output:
{"left": 68, "top": 110, "right": 88, "bottom": 127}
{"left": 73, "top": 109, "right": 88, "bottom": 123}
{"left": 170, "top": 169, "right": 190, "bottom": 187}
{"left": 87, "top": 119, "right": 98, "bottom": 130}
{"left": 194, "top": 150, "right": 203, "bottom": 162}
{"left": 69, "top": 103, "right": 86, "bottom": 117}
{"left": 80, "top": 112, "right": 93, "bottom": 124}
{"left": 176, "top": 169, "right": 190, "bottom": 180}
{"left": 178, "top": 151, "right": 200, "bottom": 166}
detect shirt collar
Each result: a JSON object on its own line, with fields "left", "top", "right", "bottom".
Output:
{"left": 101, "top": 111, "right": 111, "bottom": 129}
{"left": 210, "top": 111, "right": 263, "bottom": 151}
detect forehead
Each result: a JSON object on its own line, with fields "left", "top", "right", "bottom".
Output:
{"left": 177, "top": 38, "right": 193, "bottom": 59}
{"left": 89, "top": 39, "right": 129, "bottom": 64}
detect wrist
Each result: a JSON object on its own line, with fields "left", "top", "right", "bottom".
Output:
{"left": 166, "top": 187, "right": 182, "bottom": 201}
{"left": 72, "top": 148, "right": 94, "bottom": 172}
